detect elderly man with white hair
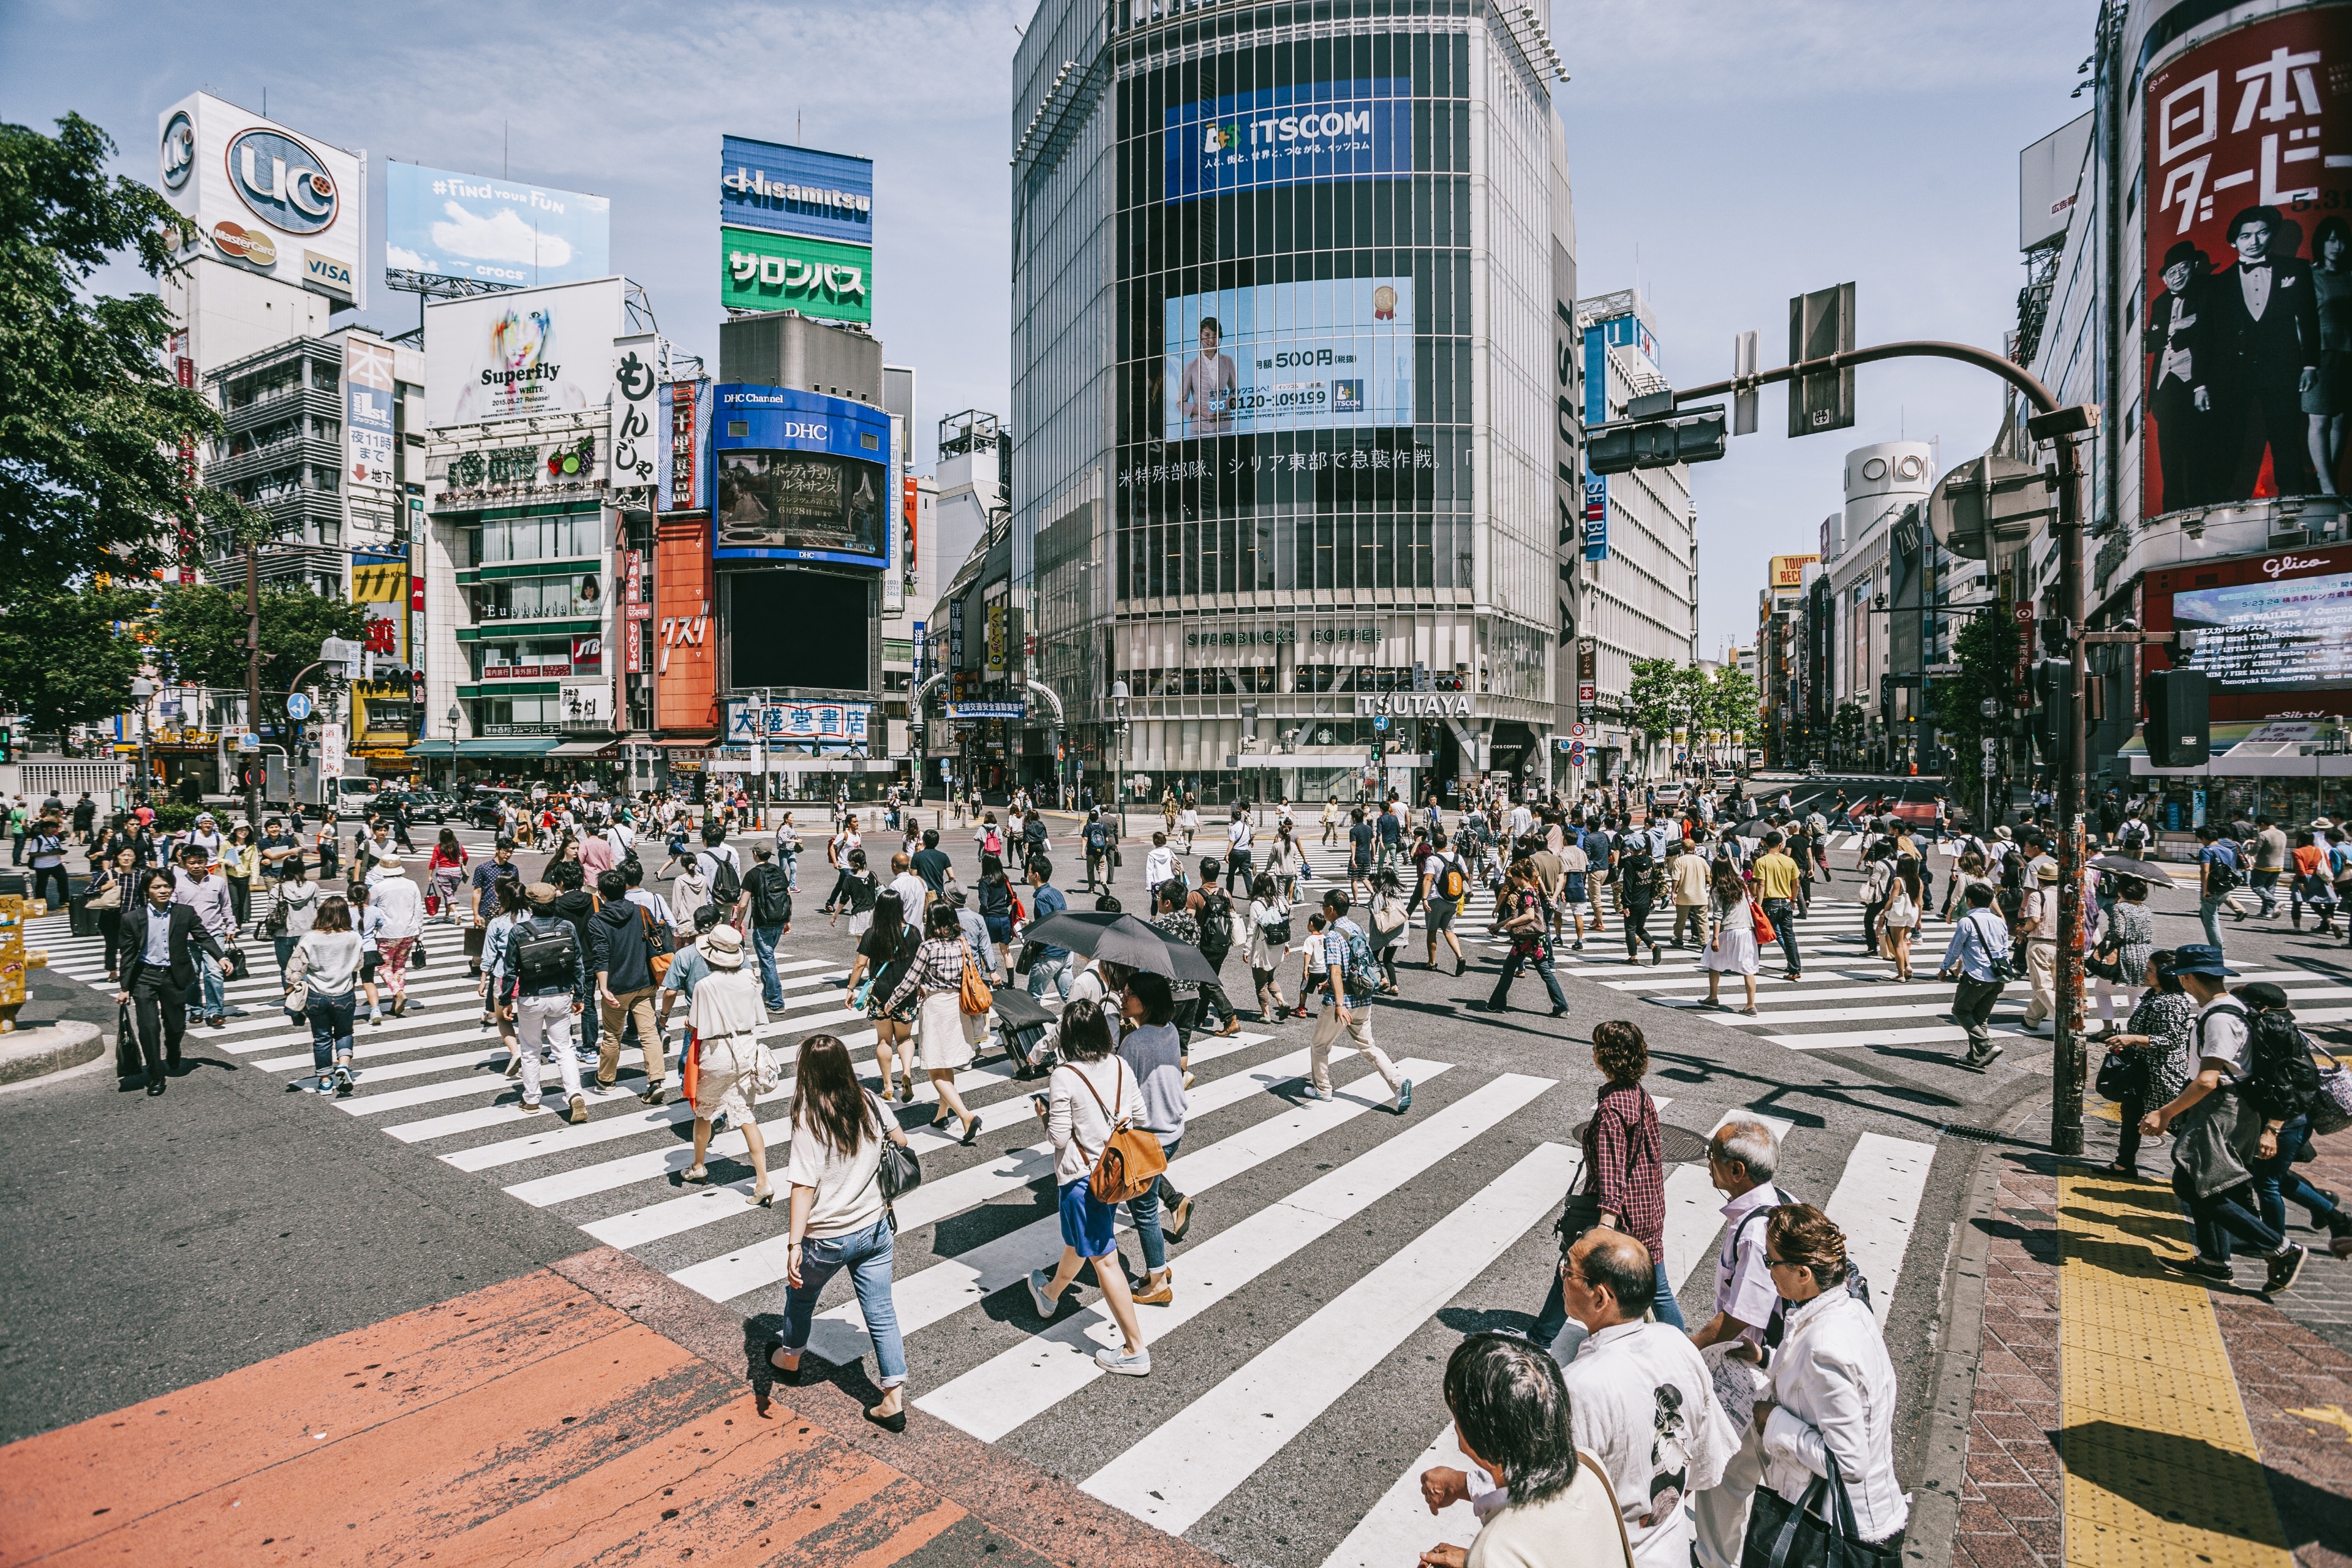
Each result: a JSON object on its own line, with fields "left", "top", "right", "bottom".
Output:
{"left": 1688, "top": 1119, "right": 1789, "bottom": 1568}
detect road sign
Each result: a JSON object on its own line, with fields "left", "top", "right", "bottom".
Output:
{"left": 1569, "top": 722, "right": 1588, "bottom": 740}
{"left": 1373, "top": 715, "right": 1390, "bottom": 731}
{"left": 1981, "top": 737, "right": 1999, "bottom": 756}
{"left": 285, "top": 692, "right": 314, "bottom": 721}
{"left": 235, "top": 732, "right": 260, "bottom": 754}
{"left": 1569, "top": 742, "right": 1588, "bottom": 767}
{"left": 1732, "top": 328, "right": 1760, "bottom": 435}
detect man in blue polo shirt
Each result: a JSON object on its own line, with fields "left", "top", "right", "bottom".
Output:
{"left": 1026, "top": 856, "right": 1071, "bottom": 999}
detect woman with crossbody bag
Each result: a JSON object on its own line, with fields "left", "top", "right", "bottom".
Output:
{"left": 880, "top": 900, "right": 987, "bottom": 1145}
{"left": 767, "top": 1033, "right": 917, "bottom": 1432}
{"left": 1247, "top": 873, "right": 1294, "bottom": 1020}
{"left": 87, "top": 846, "right": 134, "bottom": 982}
{"left": 1027, "top": 998, "right": 1153, "bottom": 1377}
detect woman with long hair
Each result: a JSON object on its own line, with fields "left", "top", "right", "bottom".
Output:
{"left": 767, "top": 1033, "right": 916, "bottom": 1431}
{"left": 1941, "top": 847, "right": 1989, "bottom": 921}
{"left": 428, "top": 827, "right": 469, "bottom": 923}
{"left": 1883, "top": 857, "right": 1924, "bottom": 982}
{"left": 880, "top": 901, "right": 986, "bottom": 1144}
{"left": 1027, "top": 998, "right": 1151, "bottom": 1377}
{"left": 285, "top": 895, "right": 361, "bottom": 1096}
{"left": 848, "top": 888, "right": 920, "bottom": 1102}
{"left": 1246, "top": 871, "right": 1292, "bottom": 1022}
{"left": 1702, "top": 857, "right": 1761, "bottom": 1015}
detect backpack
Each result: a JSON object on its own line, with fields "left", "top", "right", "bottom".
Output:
{"left": 984, "top": 827, "right": 1003, "bottom": 856}
{"left": 750, "top": 867, "right": 792, "bottom": 928}
{"left": 512, "top": 919, "right": 577, "bottom": 990}
{"left": 707, "top": 851, "right": 742, "bottom": 907}
{"left": 2238, "top": 1005, "right": 2322, "bottom": 1121}
{"left": 1197, "top": 889, "right": 1235, "bottom": 962}
{"left": 1338, "top": 919, "right": 1379, "bottom": 1002}
{"left": 2205, "top": 850, "right": 2243, "bottom": 894}
{"left": 1437, "top": 854, "right": 1468, "bottom": 902}
{"left": 1087, "top": 821, "right": 1113, "bottom": 851}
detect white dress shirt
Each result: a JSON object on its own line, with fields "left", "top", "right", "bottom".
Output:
{"left": 1761, "top": 1290, "right": 1909, "bottom": 1544}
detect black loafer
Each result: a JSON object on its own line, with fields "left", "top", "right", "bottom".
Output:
{"left": 767, "top": 1347, "right": 804, "bottom": 1384}
{"left": 865, "top": 1404, "right": 907, "bottom": 1433}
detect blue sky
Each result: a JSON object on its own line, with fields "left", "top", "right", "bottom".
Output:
{"left": 2, "top": 0, "right": 2097, "bottom": 661}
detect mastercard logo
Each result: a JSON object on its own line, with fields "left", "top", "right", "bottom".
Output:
{"left": 211, "top": 220, "right": 279, "bottom": 266}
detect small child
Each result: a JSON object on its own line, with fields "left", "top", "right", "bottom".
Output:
{"left": 1297, "top": 911, "right": 1328, "bottom": 1020}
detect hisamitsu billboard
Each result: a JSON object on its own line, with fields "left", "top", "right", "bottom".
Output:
{"left": 1165, "top": 78, "right": 1410, "bottom": 203}
{"left": 719, "top": 135, "right": 873, "bottom": 247}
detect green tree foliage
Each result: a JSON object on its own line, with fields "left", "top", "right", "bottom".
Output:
{"left": 1934, "top": 611, "right": 2019, "bottom": 799}
{"left": 1703, "top": 666, "right": 1762, "bottom": 750}
{"left": 148, "top": 582, "right": 368, "bottom": 693}
{"left": 0, "top": 113, "right": 260, "bottom": 599}
{"left": 1626, "top": 658, "right": 1689, "bottom": 745}
{"left": 0, "top": 582, "right": 145, "bottom": 735}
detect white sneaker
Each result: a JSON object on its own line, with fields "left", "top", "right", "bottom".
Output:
{"left": 1095, "top": 1345, "right": 1152, "bottom": 1376}
{"left": 1302, "top": 1084, "right": 1332, "bottom": 1101}
{"left": 1028, "top": 1268, "right": 1061, "bottom": 1319}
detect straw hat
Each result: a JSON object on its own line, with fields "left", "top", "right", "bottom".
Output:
{"left": 703, "top": 925, "right": 745, "bottom": 968}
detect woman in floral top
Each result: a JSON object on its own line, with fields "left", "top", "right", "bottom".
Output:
{"left": 881, "top": 900, "right": 985, "bottom": 1145}
{"left": 2102, "top": 948, "right": 2194, "bottom": 1178}
{"left": 2092, "top": 875, "right": 2156, "bottom": 1035}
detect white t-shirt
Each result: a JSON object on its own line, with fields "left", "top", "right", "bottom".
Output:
{"left": 2195, "top": 997, "right": 2252, "bottom": 1078}
{"left": 783, "top": 1094, "right": 891, "bottom": 1238}
{"left": 1048, "top": 1054, "right": 1145, "bottom": 1185}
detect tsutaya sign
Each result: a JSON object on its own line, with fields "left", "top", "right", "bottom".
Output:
{"left": 1355, "top": 692, "right": 1476, "bottom": 718}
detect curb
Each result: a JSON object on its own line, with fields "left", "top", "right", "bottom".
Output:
{"left": 0, "top": 1021, "right": 103, "bottom": 1086}
{"left": 1901, "top": 1076, "right": 2050, "bottom": 1568}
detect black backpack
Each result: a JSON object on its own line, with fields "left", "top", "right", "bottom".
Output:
{"left": 1198, "top": 889, "right": 1234, "bottom": 962}
{"left": 2237, "top": 1005, "right": 2321, "bottom": 1121}
{"left": 512, "top": 919, "right": 577, "bottom": 990}
{"left": 1094, "top": 892, "right": 1123, "bottom": 914}
{"left": 751, "top": 867, "right": 792, "bottom": 928}
{"left": 707, "top": 851, "right": 742, "bottom": 906}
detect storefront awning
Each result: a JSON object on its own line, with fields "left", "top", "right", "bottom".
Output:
{"left": 548, "top": 741, "right": 614, "bottom": 758}
{"left": 405, "top": 737, "right": 562, "bottom": 759}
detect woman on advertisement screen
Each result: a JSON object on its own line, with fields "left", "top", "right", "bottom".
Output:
{"left": 1177, "top": 316, "right": 1238, "bottom": 435}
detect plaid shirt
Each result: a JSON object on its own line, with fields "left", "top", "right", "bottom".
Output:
{"left": 1583, "top": 1082, "right": 1665, "bottom": 1264}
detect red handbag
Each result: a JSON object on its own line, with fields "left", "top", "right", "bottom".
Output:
{"left": 1750, "top": 899, "right": 1776, "bottom": 946}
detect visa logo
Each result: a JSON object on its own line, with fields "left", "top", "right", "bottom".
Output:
{"left": 303, "top": 248, "right": 354, "bottom": 297}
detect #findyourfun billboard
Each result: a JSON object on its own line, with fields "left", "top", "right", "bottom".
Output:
{"left": 720, "top": 228, "right": 872, "bottom": 322}
{"left": 1162, "top": 277, "right": 1414, "bottom": 440}
{"left": 711, "top": 385, "right": 891, "bottom": 568}
{"left": 384, "top": 162, "right": 610, "bottom": 290}
{"left": 718, "top": 136, "right": 873, "bottom": 247}
{"left": 2143, "top": 9, "right": 2352, "bottom": 515}
{"left": 424, "top": 276, "right": 624, "bottom": 428}
{"left": 156, "top": 91, "right": 365, "bottom": 306}
{"left": 1165, "top": 78, "right": 1410, "bottom": 203}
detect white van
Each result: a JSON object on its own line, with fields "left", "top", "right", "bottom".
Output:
{"left": 331, "top": 775, "right": 380, "bottom": 820}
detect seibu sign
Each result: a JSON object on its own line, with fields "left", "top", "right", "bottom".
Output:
{"left": 1354, "top": 692, "right": 1477, "bottom": 719}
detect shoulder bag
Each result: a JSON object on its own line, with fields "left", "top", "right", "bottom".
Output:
{"left": 1751, "top": 898, "right": 1777, "bottom": 946}
{"left": 263, "top": 883, "right": 289, "bottom": 937}
{"left": 88, "top": 872, "right": 122, "bottom": 912}
{"left": 642, "top": 904, "right": 675, "bottom": 982}
{"left": 851, "top": 1090, "right": 924, "bottom": 1231}
{"left": 1574, "top": 1450, "right": 1638, "bottom": 1568}
{"left": 1072, "top": 1058, "right": 1167, "bottom": 1204}
{"left": 958, "top": 941, "right": 995, "bottom": 1015}
{"left": 1742, "top": 1452, "right": 1902, "bottom": 1568}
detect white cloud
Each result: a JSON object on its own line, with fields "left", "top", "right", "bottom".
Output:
{"left": 385, "top": 243, "right": 429, "bottom": 271}
{"left": 428, "top": 200, "right": 576, "bottom": 267}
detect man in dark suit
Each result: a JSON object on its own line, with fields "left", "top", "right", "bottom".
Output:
{"left": 2207, "top": 204, "right": 2322, "bottom": 500}
{"left": 2148, "top": 241, "right": 2215, "bottom": 511}
{"left": 115, "top": 870, "right": 225, "bottom": 1094}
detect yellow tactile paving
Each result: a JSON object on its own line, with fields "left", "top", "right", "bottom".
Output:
{"left": 2059, "top": 1171, "right": 2294, "bottom": 1568}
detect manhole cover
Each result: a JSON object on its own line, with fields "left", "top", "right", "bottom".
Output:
{"left": 1571, "top": 1121, "right": 1713, "bottom": 1164}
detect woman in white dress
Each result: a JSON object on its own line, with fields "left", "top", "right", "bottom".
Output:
{"left": 1246, "top": 871, "right": 1292, "bottom": 1022}
{"left": 1883, "top": 858, "right": 1924, "bottom": 982}
{"left": 1702, "top": 857, "right": 1762, "bottom": 1016}
{"left": 881, "top": 900, "right": 985, "bottom": 1145}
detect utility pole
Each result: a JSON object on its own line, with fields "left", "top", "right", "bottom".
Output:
{"left": 244, "top": 540, "right": 263, "bottom": 831}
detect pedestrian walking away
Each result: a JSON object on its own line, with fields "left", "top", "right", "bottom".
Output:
{"left": 1027, "top": 998, "right": 1153, "bottom": 1376}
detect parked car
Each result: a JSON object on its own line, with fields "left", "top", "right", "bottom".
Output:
{"left": 372, "top": 788, "right": 450, "bottom": 825}
{"left": 466, "top": 788, "right": 521, "bottom": 832}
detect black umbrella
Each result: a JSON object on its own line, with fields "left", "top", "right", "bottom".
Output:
{"left": 1024, "top": 910, "right": 1221, "bottom": 985}
{"left": 2090, "top": 853, "right": 2187, "bottom": 882}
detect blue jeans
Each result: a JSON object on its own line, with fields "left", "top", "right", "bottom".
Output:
{"left": 2198, "top": 895, "right": 2227, "bottom": 952}
{"left": 2176, "top": 1171, "right": 2285, "bottom": 1263}
{"left": 776, "top": 1215, "right": 906, "bottom": 1387}
{"left": 304, "top": 990, "right": 356, "bottom": 1070}
{"left": 2251, "top": 869, "right": 2280, "bottom": 916}
{"left": 1529, "top": 1252, "right": 1686, "bottom": 1350}
{"left": 1761, "top": 897, "right": 1800, "bottom": 974}
{"left": 198, "top": 948, "right": 227, "bottom": 1020}
{"left": 752, "top": 922, "right": 787, "bottom": 1009}
{"left": 2252, "top": 1116, "right": 2342, "bottom": 1235}
{"left": 1487, "top": 948, "right": 1568, "bottom": 1012}
{"left": 1028, "top": 954, "right": 1072, "bottom": 1001}
{"left": 1125, "top": 1135, "right": 1184, "bottom": 1272}
{"left": 780, "top": 848, "right": 799, "bottom": 891}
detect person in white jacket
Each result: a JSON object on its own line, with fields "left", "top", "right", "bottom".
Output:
{"left": 1422, "top": 1229, "right": 1732, "bottom": 1568}
{"left": 366, "top": 854, "right": 426, "bottom": 1017}
{"left": 1752, "top": 1204, "right": 1909, "bottom": 1552}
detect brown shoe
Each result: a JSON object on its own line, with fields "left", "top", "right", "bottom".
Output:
{"left": 641, "top": 1085, "right": 666, "bottom": 1106}
{"left": 1166, "top": 1194, "right": 1195, "bottom": 1243}
{"left": 1132, "top": 1267, "right": 1174, "bottom": 1305}
{"left": 567, "top": 1095, "right": 589, "bottom": 1125}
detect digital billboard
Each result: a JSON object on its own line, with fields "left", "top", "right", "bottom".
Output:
{"left": 719, "top": 227, "right": 872, "bottom": 322}
{"left": 719, "top": 135, "right": 874, "bottom": 247}
{"left": 1161, "top": 276, "right": 1413, "bottom": 440}
{"left": 2174, "top": 566, "right": 2352, "bottom": 692}
{"left": 710, "top": 385, "right": 892, "bottom": 568}
{"left": 156, "top": 91, "right": 365, "bottom": 306}
{"left": 385, "top": 162, "right": 610, "bottom": 290}
{"left": 424, "top": 276, "right": 623, "bottom": 428}
{"left": 1164, "top": 77, "right": 1410, "bottom": 203}
{"left": 2142, "top": 10, "right": 2352, "bottom": 516}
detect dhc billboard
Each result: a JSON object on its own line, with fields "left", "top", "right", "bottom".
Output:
{"left": 710, "top": 384, "right": 892, "bottom": 570}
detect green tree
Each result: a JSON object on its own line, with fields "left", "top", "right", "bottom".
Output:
{"left": 1, "top": 114, "right": 267, "bottom": 598}
{"left": 1627, "top": 658, "right": 1686, "bottom": 747}
{"left": 1934, "top": 610, "right": 2019, "bottom": 802}
{"left": 0, "top": 582, "right": 145, "bottom": 736}
{"left": 148, "top": 582, "right": 368, "bottom": 693}
{"left": 1703, "top": 666, "right": 1762, "bottom": 760}
{"left": 1833, "top": 700, "right": 1868, "bottom": 763}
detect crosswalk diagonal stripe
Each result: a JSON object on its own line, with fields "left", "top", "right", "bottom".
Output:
{"left": 913, "top": 1069, "right": 1546, "bottom": 1442}
{"left": 1078, "top": 1140, "right": 1580, "bottom": 1534}
{"left": 1825, "top": 1133, "right": 1935, "bottom": 1324}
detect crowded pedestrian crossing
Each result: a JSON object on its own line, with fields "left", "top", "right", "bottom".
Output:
{"left": 21, "top": 900, "right": 1959, "bottom": 1554}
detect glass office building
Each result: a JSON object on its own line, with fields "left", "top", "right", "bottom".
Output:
{"left": 1015, "top": 0, "right": 1575, "bottom": 805}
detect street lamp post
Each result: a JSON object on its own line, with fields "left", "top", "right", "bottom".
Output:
{"left": 445, "top": 704, "right": 461, "bottom": 791}
{"left": 1110, "top": 679, "right": 1130, "bottom": 841}
{"left": 129, "top": 677, "right": 156, "bottom": 810}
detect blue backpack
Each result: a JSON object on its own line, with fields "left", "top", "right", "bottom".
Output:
{"left": 1338, "top": 919, "right": 1379, "bottom": 1001}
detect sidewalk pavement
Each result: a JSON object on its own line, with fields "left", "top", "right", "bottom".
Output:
{"left": 1942, "top": 1092, "right": 2352, "bottom": 1568}
{"left": 0, "top": 1246, "right": 1223, "bottom": 1568}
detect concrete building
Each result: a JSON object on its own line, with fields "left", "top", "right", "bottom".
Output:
{"left": 1819, "top": 442, "right": 1936, "bottom": 767}
{"left": 1011, "top": 0, "right": 1574, "bottom": 806}
{"left": 1757, "top": 554, "right": 1817, "bottom": 767}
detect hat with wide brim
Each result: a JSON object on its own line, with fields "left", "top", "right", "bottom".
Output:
{"left": 703, "top": 925, "right": 745, "bottom": 968}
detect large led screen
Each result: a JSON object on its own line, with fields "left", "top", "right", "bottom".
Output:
{"left": 715, "top": 450, "right": 886, "bottom": 565}
{"left": 2174, "top": 567, "right": 2352, "bottom": 690}
{"left": 1164, "top": 77, "right": 1409, "bottom": 203}
{"left": 1163, "top": 277, "right": 1414, "bottom": 441}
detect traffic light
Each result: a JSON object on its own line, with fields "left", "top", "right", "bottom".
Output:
{"left": 2038, "top": 615, "right": 2073, "bottom": 659}
{"left": 2146, "top": 667, "right": 2210, "bottom": 767}
{"left": 1586, "top": 406, "right": 1728, "bottom": 475}
{"left": 2029, "top": 658, "right": 2074, "bottom": 764}
{"left": 0, "top": 726, "right": 12, "bottom": 763}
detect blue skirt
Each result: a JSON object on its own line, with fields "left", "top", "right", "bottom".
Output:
{"left": 1058, "top": 1177, "right": 1117, "bottom": 1258}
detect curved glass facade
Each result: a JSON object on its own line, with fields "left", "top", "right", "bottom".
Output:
{"left": 1015, "top": 0, "right": 1569, "bottom": 801}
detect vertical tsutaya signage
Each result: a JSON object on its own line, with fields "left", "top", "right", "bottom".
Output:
{"left": 609, "top": 333, "right": 659, "bottom": 489}
{"left": 344, "top": 332, "right": 395, "bottom": 496}
{"left": 155, "top": 91, "right": 366, "bottom": 307}
{"left": 718, "top": 135, "right": 874, "bottom": 246}
{"left": 2142, "top": 9, "right": 2352, "bottom": 515}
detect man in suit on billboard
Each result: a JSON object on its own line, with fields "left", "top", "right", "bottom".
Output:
{"left": 2147, "top": 241, "right": 2214, "bottom": 511}
{"left": 2207, "top": 204, "right": 2321, "bottom": 500}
